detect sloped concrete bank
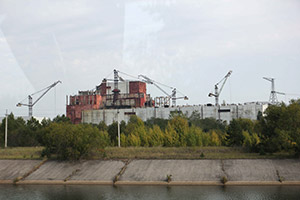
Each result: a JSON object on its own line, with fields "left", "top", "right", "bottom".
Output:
{"left": 0, "top": 159, "right": 300, "bottom": 185}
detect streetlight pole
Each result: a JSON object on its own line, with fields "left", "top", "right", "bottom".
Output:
{"left": 5, "top": 110, "right": 8, "bottom": 148}
{"left": 117, "top": 110, "right": 120, "bottom": 148}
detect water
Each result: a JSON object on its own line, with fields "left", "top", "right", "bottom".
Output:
{"left": 0, "top": 185, "right": 300, "bottom": 200}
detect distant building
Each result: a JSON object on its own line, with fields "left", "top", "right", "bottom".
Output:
{"left": 81, "top": 102, "right": 268, "bottom": 125}
{"left": 67, "top": 76, "right": 268, "bottom": 125}
{"left": 66, "top": 79, "right": 154, "bottom": 124}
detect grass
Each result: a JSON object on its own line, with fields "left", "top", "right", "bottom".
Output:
{"left": 0, "top": 147, "right": 44, "bottom": 159}
{"left": 93, "top": 146, "right": 294, "bottom": 160}
{"left": 0, "top": 146, "right": 295, "bottom": 160}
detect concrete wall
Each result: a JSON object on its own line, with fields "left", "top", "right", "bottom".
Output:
{"left": 105, "top": 81, "right": 130, "bottom": 95}
{"left": 1, "top": 159, "right": 300, "bottom": 185}
{"left": 82, "top": 103, "right": 268, "bottom": 125}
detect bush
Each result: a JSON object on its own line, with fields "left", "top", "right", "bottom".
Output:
{"left": 166, "top": 174, "right": 172, "bottom": 183}
{"left": 221, "top": 176, "right": 228, "bottom": 184}
{"left": 200, "top": 152, "right": 205, "bottom": 158}
{"left": 43, "top": 123, "right": 109, "bottom": 160}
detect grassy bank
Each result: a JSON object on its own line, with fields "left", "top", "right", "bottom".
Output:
{"left": 0, "top": 147, "right": 44, "bottom": 159}
{"left": 95, "top": 147, "right": 293, "bottom": 160}
{"left": 0, "top": 146, "right": 294, "bottom": 160}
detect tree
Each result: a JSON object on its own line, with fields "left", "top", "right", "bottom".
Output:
{"left": 226, "top": 119, "right": 244, "bottom": 146}
{"left": 145, "top": 117, "right": 169, "bottom": 131}
{"left": 52, "top": 114, "right": 71, "bottom": 123}
{"left": 188, "top": 111, "right": 226, "bottom": 132}
{"left": 168, "top": 116, "right": 189, "bottom": 146}
{"left": 120, "top": 133, "right": 127, "bottom": 147}
{"left": 123, "top": 116, "right": 150, "bottom": 147}
{"left": 210, "top": 130, "right": 221, "bottom": 146}
{"left": 164, "top": 123, "right": 178, "bottom": 147}
{"left": 127, "top": 133, "right": 141, "bottom": 146}
{"left": 148, "top": 125, "right": 164, "bottom": 147}
{"left": 108, "top": 122, "right": 118, "bottom": 145}
{"left": 0, "top": 114, "right": 40, "bottom": 147}
{"left": 42, "top": 123, "right": 108, "bottom": 160}
{"left": 259, "top": 100, "right": 300, "bottom": 154}
{"left": 97, "top": 121, "right": 108, "bottom": 131}
{"left": 186, "top": 126, "right": 198, "bottom": 147}
{"left": 242, "top": 130, "right": 260, "bottom": 151}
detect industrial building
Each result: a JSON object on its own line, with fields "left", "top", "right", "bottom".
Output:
{"left": 81, "top": 103, "right": 268, "bottom": 125}
{"left": 67, "top": 69, "right": 268, "bottom": 125}
{"left": 66, "top": 70, "right": 154, "bottom": 124}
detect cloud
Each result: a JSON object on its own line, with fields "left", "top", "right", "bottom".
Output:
{"left": 0, "top": 0, "right": 299, "bottom": 117}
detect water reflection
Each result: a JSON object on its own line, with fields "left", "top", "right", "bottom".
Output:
{"left": 1, "top": 185, "right": 300, "bottom": 200}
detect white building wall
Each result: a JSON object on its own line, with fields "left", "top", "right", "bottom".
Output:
{"left": 105, "top": 81, "right": 129, "bottom": 95}
{"left": 82, "top": 103, "right": 269, "bottom": 125}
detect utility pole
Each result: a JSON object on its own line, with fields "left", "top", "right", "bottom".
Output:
{"left": 5, "top": 109, "right": 8, "bottom": 148}
{"left": 117, "top": 110, "right": 120, "bottom": 147}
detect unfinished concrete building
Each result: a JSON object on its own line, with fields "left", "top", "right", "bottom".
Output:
{"left": 67, "top": 70, "right": 268, "bottom": 125}
{"left": 81, "top": 102, "right": 268, "bottom": 125}
{"left": 66, "top": 78, "right": 153, "bottom": 124}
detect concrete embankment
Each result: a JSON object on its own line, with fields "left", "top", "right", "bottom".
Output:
{"left": 0, "top": 159, "right": 300, "bottom": 185}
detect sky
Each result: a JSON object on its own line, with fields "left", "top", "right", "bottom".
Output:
{"left": 0, "top": 0, "right": 300, "bottom": 118}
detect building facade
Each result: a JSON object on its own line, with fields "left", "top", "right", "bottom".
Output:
{"left": 82, "top": 102, "right": 268, "bottom": 125}
{"left": 66, "top": 79, "right": 153, "bottom": 124}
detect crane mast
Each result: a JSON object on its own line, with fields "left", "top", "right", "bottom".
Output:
{"left": 113, "top": 69, "right": 120, "bottom": 105}
{"left": 16, "top": 80, "right": 62, "bottom": 117}
{"left": 263, "top": 77, "right": 285, "bottom": 105}
{"left": 208, "top": 70, "right": 232, "bottom": 106}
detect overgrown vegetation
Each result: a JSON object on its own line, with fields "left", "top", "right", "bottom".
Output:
{"left": 95, "top": 147, "right": 292, "bottom": 160}
{"left": 0, "top": 99, "right": 299, "bottom": 160}
{"left": 41, "top": 122, "right": 110, "bottom": 160}
{"left": 166, "top": 174, "right": 172, "bottom": 183}
{"left": 0, "top": 147, "right": 44, "bottom": 159}
{"left": 221, "top": 176, "right": 228, "bottom": 184}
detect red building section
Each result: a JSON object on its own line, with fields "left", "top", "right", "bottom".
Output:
{"left": 129, "top": 81, "right": 146, "bottom": 94}
{"left": 67, "top": 80, "right": 153, "bottom": 124}
{"left": 66, "top": 93, "right": 102, "bottom": 124}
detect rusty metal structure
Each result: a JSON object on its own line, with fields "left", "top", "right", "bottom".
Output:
{"left": 66, "top": 70, "right": 154, "bottom": 124}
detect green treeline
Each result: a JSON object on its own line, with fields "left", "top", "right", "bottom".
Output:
{"left": 1, "top": 99, "right": 300, "bottom": 159}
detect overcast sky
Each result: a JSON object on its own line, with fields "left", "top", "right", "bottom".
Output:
{"left": 0, "top": 0, "right": 300, "bottom": 118}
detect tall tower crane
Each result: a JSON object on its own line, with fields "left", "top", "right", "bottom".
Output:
{"left": 16, "top": 80, "right": 62, "bottom": 117}
{"left": 113, "top": 69, "right": 121, "bottom": 104}
{"left": 263, "top": 77, "right": 285, "bottom": 105}
{"left": 208, "top": 70, "right": 232, "bottom": 106}
{"left": 138, "top": 75, "right": 188, "bottom": 106}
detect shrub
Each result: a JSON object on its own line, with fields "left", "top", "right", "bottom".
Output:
{"left": 43, "top": 123, "right": 109, "bottom": 160}
{"left": 200, "top": 152, "right": 205, "bottom": 158}
{"left": 166, "top": 174, "right": 172, "bottom": 183}
{"left": 221, "top": 176, "right": 228, "bottom": 184}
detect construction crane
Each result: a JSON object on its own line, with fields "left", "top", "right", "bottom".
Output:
{"left": 263, "top": 77, "right": 285, "bottom": 105}
{"left": 138, "top": 74, "right": 188, "bottom": 106}
{"left": 171, "top": 88, "right": 189, "bottom": 106}
{"left": 16, "top": 80, "right": 62, "bottom": 117}
{"left": 112, "top": 69, "right": 121, "bottom": 104}
{"left": 138, "top": 75, "right": 170, "bottom": 96}
{"left": 208, "top": 70, "right": 232, "bottom": 106}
